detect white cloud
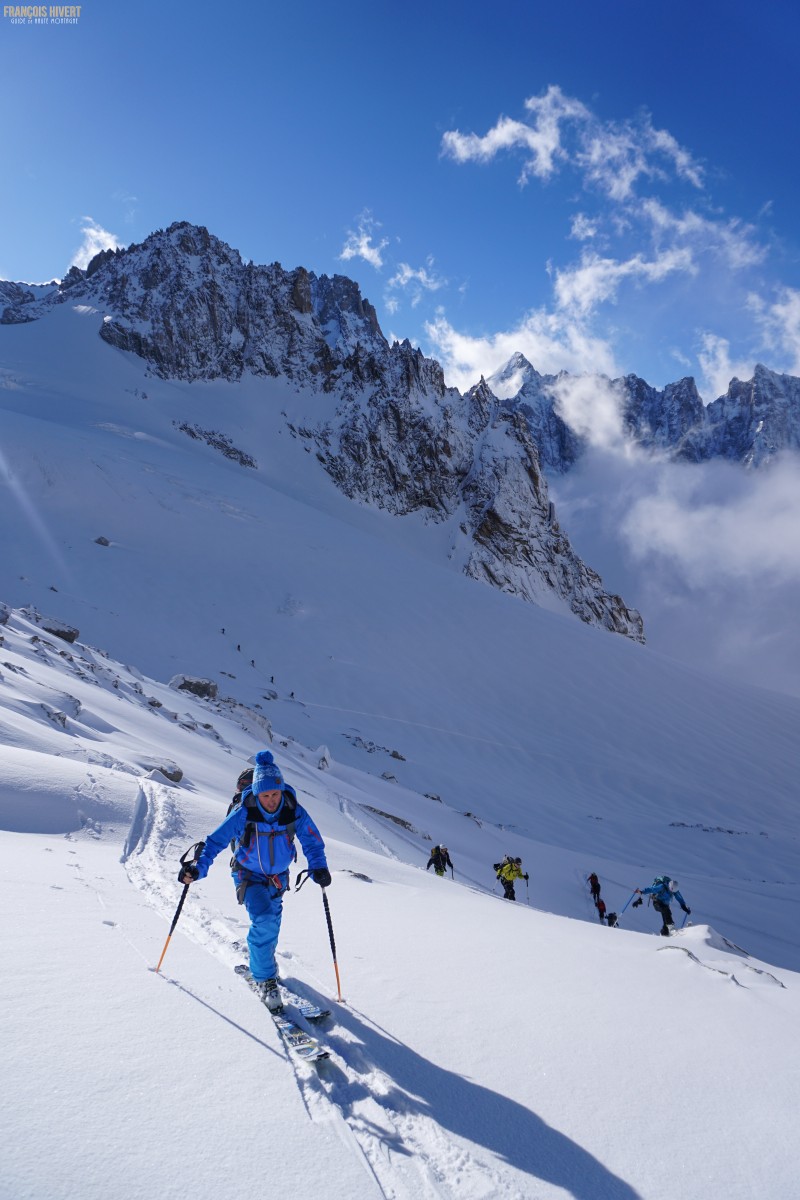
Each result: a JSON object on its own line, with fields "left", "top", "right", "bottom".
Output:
{"left": 441, "top": 85, "right": 588, "bottom": 185}
{"left": 553, "top": 449, "right": 800, "bottom": 694}
{"left": 553, "top": 247, "right": 695, "bottom": 317}
{"left": 442, "top": 86, "right": 702, "bottom": 199}
{"left": 641, "top": 199, "right": 765, "bottom": 270}
{"left": 754, "top": 287, "right": 800, "bottom": 375}
{"left": 387, "top": 258, "right": 447, "bottom": 308}
{"left": 550, "top": 374, "right": 628, "bottom": 451}
{"left": 569, "top": 213, "right": 599, "bottom": 241}
{"left": 339, "top": 211, "right": 389, "bottom": 270}
{"left": 71, "top": 218, "right": 122, "bottom": 270}
{"left": 697, "top": 332, "right": 755, "bottom": 399}
{"left": 622, "top": 456, "right": 800, "bottom": 589}
{"left": 424, "top": 307, "right": 619, "bottom": 393}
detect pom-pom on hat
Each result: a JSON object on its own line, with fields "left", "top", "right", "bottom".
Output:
{"left": 251, "top": 750, "right": 284, "bottom": 795}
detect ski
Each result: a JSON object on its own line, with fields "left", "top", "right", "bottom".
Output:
{"left": 278, "top": 985, "right": 331, "bottom": 1023}
{"left": 233, "top": 962, "right": 331, "bottom": 1020}
{"left": 270, "top": 1010, "right": 330, "bottom": 1062}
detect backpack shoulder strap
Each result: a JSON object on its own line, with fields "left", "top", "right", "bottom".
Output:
{"left": 280, "top": 787, "right": 298, "bottom": 840}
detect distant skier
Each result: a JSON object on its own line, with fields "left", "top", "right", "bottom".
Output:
{"left": 426, "top": 844, "right": 454, "bottom": 877}
{"left": 595, "top": 897, "right": 607, "bottom": 922}
{"left": 606, "top": 911, "right": 619, "bottom": 928}
{"left": 587, "top": 872, "right": 601, "bottom": 901}
{"left": 177, "top": 750, "right": 331, "bottom": 1010}
{"left": 494, "top": 856, "right": 528, "bottom": 901}
{"left": 634, "top": 875, "right": 691, "bottom": 936}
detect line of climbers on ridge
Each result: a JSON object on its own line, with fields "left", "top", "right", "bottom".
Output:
{"left": 426, "top": 846, "right": 529, "bottom": 902}
{"left": 176, "top": 748, "right": 696, "bottom": 1021}
{"left": 426, "top": 849, "right": 693, "bottom": 932}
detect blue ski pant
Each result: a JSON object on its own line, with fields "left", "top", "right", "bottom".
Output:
{"left": 241, "top": 875, "right": 286, "bottom": 981}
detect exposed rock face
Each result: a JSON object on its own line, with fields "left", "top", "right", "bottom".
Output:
{"left": 683, "top": 364, "right": 800, "bottom": 466}
{"left": 0, "top": 223, "right": 644, "bottom": 640}
{"left": 40, "top": 618, "right": 79, "bottom": 644}
{"left": 169, "top": 674, "right": 218, "bottom": 700}
{"left": 317, "top": 370, "right": 643, "bottom": 639}
{"left": 620, "top": 374, "right": 706, "bottom": 454}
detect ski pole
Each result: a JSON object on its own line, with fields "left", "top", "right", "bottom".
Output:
{"left": 525, "top": 876, "right": 530, "bottom": 905}
{"left": 322, "top": 889, "right": 343, "bottom": 1002}
{"left": 154, "top": 840, "right": 205, "bottom": 973}
{"left": 296, "top": 870, "right": 343, "bottom": 1001}
{"left": 681, "top": 910, "right": 691, "bottom": 928}
{"left": 620, "top": 889, "right": 638, "bottom": 914}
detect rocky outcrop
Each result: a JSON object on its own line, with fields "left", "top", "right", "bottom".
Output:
{"left": 169, "top": 674, "right": 218, "bottom": 700}
{"left": 41, "top": 619, "right": 79, "bottom": 644}
{"left": 316, "top": 370, "right": 644, "bottom": 640}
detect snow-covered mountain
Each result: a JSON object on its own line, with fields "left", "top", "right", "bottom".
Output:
{"left": 0, "top": 222, "right": 642, "bottom": 640}
{"left": 486, "top": 352, "right": 800, "bottom": 472}
{"left": 2, "top": 222, "right": 800, "bottom": 1197}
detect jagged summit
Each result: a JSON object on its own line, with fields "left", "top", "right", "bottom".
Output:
{"left": 486, "top": 352, "right": 800, "bottom": 471}
{"left": 1, "top": 221, "right": 386, "bottom": 385}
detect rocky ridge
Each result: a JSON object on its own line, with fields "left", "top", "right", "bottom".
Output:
{"left": 486, "top": 353, "right": 800, "bottom": 472}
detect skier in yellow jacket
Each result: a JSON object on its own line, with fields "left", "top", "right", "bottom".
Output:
{"left": 494, "top": 856, "right": 528, "bottom": 901}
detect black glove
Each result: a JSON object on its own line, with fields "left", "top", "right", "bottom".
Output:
{"left": 178, "top": 864, "right": 199, "bottom": 884}
{"left": 632, "top": 896, "right": 643, "bottom": 908}
{"left": 682, "top": 906, "right": 691, "bottom": 915}
{"left": 312, "top": 868, "right": 332, "bottom": 888}
{"left": 523, "top": 874, "right": 529, "bottom": 881}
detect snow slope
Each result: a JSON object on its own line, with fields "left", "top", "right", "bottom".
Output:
{"left": 1, "top": 609, "right": 798, "bottom": 1200}
{"left": 1, "top": 299, "right": 799, "bottom": 1197}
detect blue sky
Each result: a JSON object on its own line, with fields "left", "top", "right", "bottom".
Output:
{"left": 2, "top": 0, "right": 799, "bottom": 395}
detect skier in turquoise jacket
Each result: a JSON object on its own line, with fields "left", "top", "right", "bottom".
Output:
{"left": 635, "top": 876, "right": 690, "bottom": 936}
{"left": 179, "top": 751, "right": 330, "bottom": 1007}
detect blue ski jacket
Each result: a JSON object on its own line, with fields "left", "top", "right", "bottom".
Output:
{"left": 193, "top": 788, "right": 327, "bottom": 882}
{"left": 641, "top": 881, "right": 688, "bottom": 910}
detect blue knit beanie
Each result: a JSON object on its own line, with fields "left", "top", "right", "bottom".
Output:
{"left": 251, "top": 750, "right": 284, "bottom": 795}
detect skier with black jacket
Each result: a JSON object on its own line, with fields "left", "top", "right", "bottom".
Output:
{"left": 426, "top": 845, "right": 454, "bottom": 877}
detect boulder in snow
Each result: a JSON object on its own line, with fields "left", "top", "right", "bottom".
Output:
{"left": 168, "top": 674, "right": 218, "bottom": 700}
{"left": 41, "top": 617, "right": 79, "bottom": 644}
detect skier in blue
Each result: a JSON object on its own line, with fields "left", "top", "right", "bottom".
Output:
{"left": 634, "top": 876, "right": 691, "bottom": 936}
{"left": 178, "top": 750, "right": 330, "bottom": 1009}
